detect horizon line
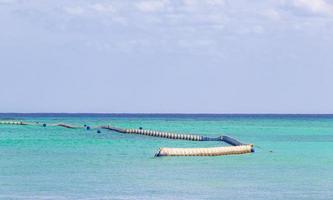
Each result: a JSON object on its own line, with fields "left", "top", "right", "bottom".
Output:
{"left": 0, "top": 112, "right": 333, "bottom": 115}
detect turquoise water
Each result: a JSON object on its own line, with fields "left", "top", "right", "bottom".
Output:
{"left": 0, "top": 114, "right": 332, "bottom": 200}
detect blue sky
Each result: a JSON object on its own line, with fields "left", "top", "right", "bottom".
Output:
{"left": 0, "top": 0, "right": 332, "bottom": 113}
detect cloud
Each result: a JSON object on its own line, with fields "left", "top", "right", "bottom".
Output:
{"left": 183, "top": 0, "right": 225, "bottom": 7}
{"left": 63, "top": 3, "right": 115, "bottom": 16}
{"left": 292, "top": 0, "right": 333, "bottom": 15}
{"left": 136, "top": 0, "right": 168, "bottom": 12}
{"left": 207, "top": 0, "right": 226, "bottom": 6}
{"left": 4, "top": 0, "right": 333, "bottom": 41}
{"left": 91, "top": 3, "right": 115, "bottom": 13}
{"left": 63, "top": 6, "right": 86, "bottom": 16}
{"left": 262, "top": 9, "right": 282, "bottom": 20}
{"left": 0, "top": 0, "right": 15, "bottom": 3}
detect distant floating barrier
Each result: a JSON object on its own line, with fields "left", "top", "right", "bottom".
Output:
{"left": 56, "top": 124, "right": 80, "bottom": 129}
{"left": 0, "top": 121, "right": 25, "bottom": 125}
{"left": 0, "top": 120, "right": 254, "bottom": 157}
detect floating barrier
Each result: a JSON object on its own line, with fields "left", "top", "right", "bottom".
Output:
{"left": 56, "top": 124, "right": 79, "bottom": 129}
{"left": 0, "top": 121, "right": 81, "bottom": 129}
{"left": 221, "top": 135, "right": 244, "bottom": 146}
{"left": 156, "top": 145, "right": 253, "bottom": 157}
{"left": 0, "top": 120, "right": 254, "bottom": 157}
{"left": 101, "top": 126, "right": 205, "bottom": 141}
{"left": 0, "top": 121, "right": 25, "bottom": 125}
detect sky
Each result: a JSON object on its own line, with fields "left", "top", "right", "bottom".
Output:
{"left": 0, "top": 0, "right": 333, "bottom": 113}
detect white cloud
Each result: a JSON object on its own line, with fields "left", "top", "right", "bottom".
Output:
{"left": 91, "top": 3, "right": 115, "bottom": 13}
{"left": 262, "top": 9, "right": 281, "bottom": 20}
{"left": 206, "top": 0, "right": 226, "bottom": 6}
{"left": 64, "top": 6, "right": 85, "bottom": 16}
{"left": 7, "top": 0, "right": 333, "bottom": 38}
{"left": 63, "top": 3, "right": 116, "bottom": 17}
{"left": 292, "top": 0, "right": 333, "bottom": 15}
{"left": 182, "top": 0, "right": 196, "bottom": 6}
{"left": 0, "top": 0, "right": 18, "bottom": 5}
{"left": 136, "top": 0, "right": 168, "bottom": 12}
{"left": 183, "top": 0, "right": 226, "bottom": 8}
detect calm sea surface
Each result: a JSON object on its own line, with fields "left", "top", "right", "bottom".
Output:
{"left": 0, "top": 114, "right": 332, "bottom": 200}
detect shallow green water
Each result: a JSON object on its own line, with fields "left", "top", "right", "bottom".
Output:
{"left": 0, "top": 114, "right": 332, "bottom": 199}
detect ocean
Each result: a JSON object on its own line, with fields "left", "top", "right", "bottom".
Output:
{"left": 0, "top": 114, "right": 332, "bottom": 200}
